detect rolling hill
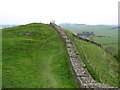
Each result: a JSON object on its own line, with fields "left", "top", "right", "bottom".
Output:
{"left": 59, "top": 24, "right": 118, "bottom": 60}
{"left": 2, "top": 23, "right": 118, "bottom": 88}
{"left": 2, "top": 23, "right": 77, "bottom": 88}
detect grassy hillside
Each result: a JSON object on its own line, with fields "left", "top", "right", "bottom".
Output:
{"left": 2, "top": 23, "right": 77, "bottom": 88}
{"left": 64, "top": 30, "right": 118, "bottom": 87}
{"left": 59, "top": 24, "right": 118, "bottom": 55}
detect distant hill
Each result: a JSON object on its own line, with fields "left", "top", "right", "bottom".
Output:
{"left": 111, "top": 26, "right": 120, "bottom": 29}
{"left": 59, "top": 24, "right": 118, "bottom": 55}
{"left": 0, "top": 25, "right": 18, "bottom": 29}
{"left": 58, "top": 23, "right": 86, "bottom": 27}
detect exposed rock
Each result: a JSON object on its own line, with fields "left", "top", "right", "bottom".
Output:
{"left": 24, "top": 31, "right": 32, "bottom": 36}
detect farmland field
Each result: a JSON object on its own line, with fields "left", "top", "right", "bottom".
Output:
{"left": 59, "top": 24, "right": 118, "bottom": 55}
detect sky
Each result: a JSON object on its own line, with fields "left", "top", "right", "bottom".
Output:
{"left": 0, "top": 0, "right": 119, "bottom": 25}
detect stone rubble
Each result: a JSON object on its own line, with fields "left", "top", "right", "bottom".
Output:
{"left": 51, "top": 23, "right": 116, "bottom": 88}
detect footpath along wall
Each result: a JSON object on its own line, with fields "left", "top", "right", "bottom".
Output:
{"left": 50, "top": 22, "right": 115, "bottom": 88}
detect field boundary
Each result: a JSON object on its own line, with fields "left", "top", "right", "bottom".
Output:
{"left": 72, "top": 34, "right": 102, "bottom": 47}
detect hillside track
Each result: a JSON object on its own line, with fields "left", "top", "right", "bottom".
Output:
{"left": 2, "top": 23, "right": 77, "bottom": 88}
{"left": 44, "top": 39, "right": 64, "bottom": 87}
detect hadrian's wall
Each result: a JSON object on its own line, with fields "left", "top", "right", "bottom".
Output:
{"left": 72, "top": 34, "right": 102, "bottom": 47}
{"left": 50, "top": 23, "right": 115, "bottom": 89}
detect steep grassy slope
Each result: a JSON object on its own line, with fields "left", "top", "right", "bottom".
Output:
{"left": 64, "top": 30, "right": 118, "bottom": 87}
{"left": 2, "top": 23, "right": 77, "bottom": 88}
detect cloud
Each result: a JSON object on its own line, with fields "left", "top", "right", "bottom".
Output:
{"left": 0, "top": 0, "right": 119, "bottom": 25}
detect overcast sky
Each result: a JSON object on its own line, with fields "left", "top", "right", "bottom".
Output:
{"left": 0, "top": 0, "right": 119, "bottom": 25}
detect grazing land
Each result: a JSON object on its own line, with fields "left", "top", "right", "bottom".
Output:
{"left": 59, "top": 24, "right": 118, "bottom": 55}
{"left": 2, "top": 23, "right": 118, "bottom": 88}
{"left": 64, "top": 30, "right": 118, "bottom": 87}
{"left": 2, "top": 23, "right": 77, "bottom": 88}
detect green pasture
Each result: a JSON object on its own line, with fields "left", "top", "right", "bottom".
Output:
{"left": 2, "top": 23, "right": 77, "bottom": 88}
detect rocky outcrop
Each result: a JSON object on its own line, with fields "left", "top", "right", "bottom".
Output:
{"left": 51, "top": 23, "right": 116, "bottom": 88}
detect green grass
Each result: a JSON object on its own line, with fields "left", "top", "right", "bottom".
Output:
{"left": 64, "top": 30, "right": 118, "bottom": 87}
{"left": 2, "top": 23, "right": 77, "bottom": 88}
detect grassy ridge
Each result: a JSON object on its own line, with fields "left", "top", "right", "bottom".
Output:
{"left": 64, "top": 30, "right": 118, "bottom": 87}
{"left": 2, "top": 23, "right": 77, "bottom": 88}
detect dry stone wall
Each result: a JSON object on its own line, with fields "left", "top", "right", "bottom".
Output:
{"left": 50, "top": 23, "right": 115, "bottom": 88}
{"left": 72, "top": 34, "right": 102, "bottom": 47}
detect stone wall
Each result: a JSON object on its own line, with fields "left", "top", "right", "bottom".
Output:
{"left": 50, "top": 23, "right": 115, "bottom": 88}
{"left": 72, "top": 34, "right": 102, "bottom": 47}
